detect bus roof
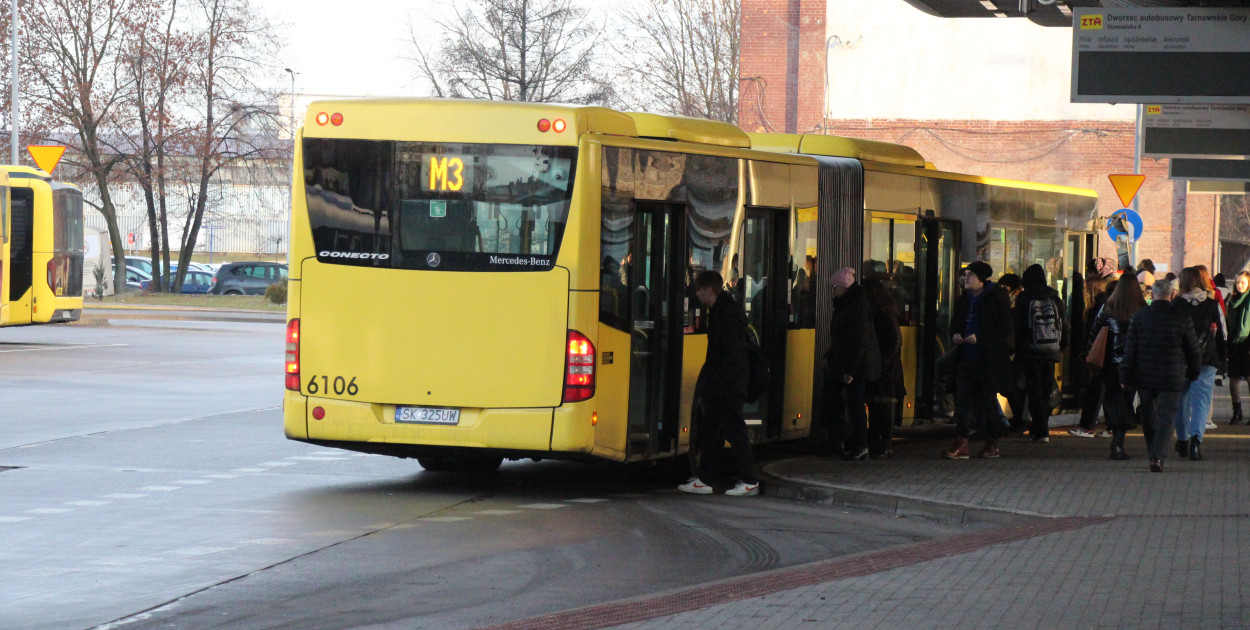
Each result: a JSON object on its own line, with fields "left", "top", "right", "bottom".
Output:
{"left": 748, "top": 133, "right": 928, "bottom": 168}
{"left": 626, "top": 112, "right": 750, "bottom": 148}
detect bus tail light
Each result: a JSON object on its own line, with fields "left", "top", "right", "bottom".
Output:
{"left": 285, "top": 319, "right": 301, "bottom": 391}
{"left": 563, "top": 330, "right": 595, "bottom": 403}
{"left": 47, "top": 259, "right": 56, "bottom": 292}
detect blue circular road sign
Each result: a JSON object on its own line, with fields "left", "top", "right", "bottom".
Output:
{"left": 1106, "top": 209, "right": 1143, "bottom": 242}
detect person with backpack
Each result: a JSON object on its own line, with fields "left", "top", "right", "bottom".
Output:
{"left": 679, "top": 270, "right": 760, "bottom": 496}
{"left": 1172, "top": 266, "right": 1226, "bottom": 461}
{"left": 1013, "top": 264, "right": 1067, "bottom": 444}
{"left": 820, "top": 267, "right": 882, "bottom": 461}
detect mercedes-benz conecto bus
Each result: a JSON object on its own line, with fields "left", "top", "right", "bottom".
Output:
{"left": 0, "top": 166, "right": 84, "bottom": 327}
{"left": 283, "top": 99, "right": 1099, "bottom": 472}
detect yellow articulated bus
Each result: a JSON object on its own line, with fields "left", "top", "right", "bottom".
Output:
{"left": 0, "top": 166, "right": 84, "bottom": 327}
{"left": 283, "top": 99, "right": 1098, "bottom": 472}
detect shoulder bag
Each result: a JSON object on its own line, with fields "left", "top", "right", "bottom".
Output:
{"left": 1086, "top": 325, "right": 1109, "bottom": 369}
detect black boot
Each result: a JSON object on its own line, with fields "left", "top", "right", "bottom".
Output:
{"left": 1110, "top": 430, "right": 1129, "bottom": 460}
{"left": 1189, "top": 437, "right": 1203, "bottom": 461}
{"left": 1232, "top": 402, "right": 1243, "bottom": 426}
{"left": 1176, "top": 439, "right": 1189, "bottom": 458}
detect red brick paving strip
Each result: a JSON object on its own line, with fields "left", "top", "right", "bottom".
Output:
{"left": 477, "top": 516, "right": 1115, "bottom": 630}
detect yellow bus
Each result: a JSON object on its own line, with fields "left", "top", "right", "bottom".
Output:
{"left": 283, "top": 99, "right": 1098, "bottom": 471}
{"left": 0, "top": 166, "right": 85, "bottom": 326}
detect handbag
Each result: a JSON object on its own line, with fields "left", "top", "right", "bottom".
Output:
{"left": 1086, "top": 326, "right": 1109, "bottom": 369}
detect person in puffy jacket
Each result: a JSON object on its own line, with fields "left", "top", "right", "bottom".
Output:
{"left": 862, "top": 278, "right": 904, "bottom": 459}
{"left": 1172, "top": 266, "right": 1227, "bottom": 461}
{"left": 1121, "top": 279, "right": 1201, "bottom": 472}
{"left": 1013, "top": 264, "right": 1067, "bottom": 443}
{"left": 820, "top": 267, "right": 882, "bottom": 461}
{"left": 942, "top": 261, "right": 1013, "bottom": 460}
{"left": 1087, "top": 273, "right": 1146, "bottom": 460}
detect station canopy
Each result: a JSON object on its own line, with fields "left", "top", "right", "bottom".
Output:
{"left": 900, "top": 0, "right": 1250, "bottom": 28}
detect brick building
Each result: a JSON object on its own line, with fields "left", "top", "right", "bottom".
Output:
{"left": 740, "top": 0, "right": 1225, "bottom": 275}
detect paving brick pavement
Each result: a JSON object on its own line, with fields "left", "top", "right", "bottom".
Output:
{"left": 483, "top": 394, "right": 1250, "bottom": 629}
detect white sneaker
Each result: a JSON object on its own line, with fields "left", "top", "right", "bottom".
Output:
{"left": 1096, "top": 430, "right": 1113, "bottom": 438}
{"left": 725, "top": 481, "right": 760, "bottom": 497}
{"left": 1068, "top": 429, "right": 1095, "bottom": 438}
{"left": 1206, "top": 420, "right": 1217, "bottom": 430}
{"left": 678, "top": 477, "right": 713, "bottom": 495}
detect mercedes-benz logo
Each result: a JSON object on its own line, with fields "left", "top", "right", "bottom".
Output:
{"left": 426, "top": 252, "right": 441, "bottom": 267}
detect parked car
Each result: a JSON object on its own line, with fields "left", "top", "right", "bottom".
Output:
{"left": 209, "top": 262, "right": 288, "bottom": 295}
{"left": 113, "top": 256, "right": 154, "bottom": 276}
{"left": 125, "top": 267, "right": 151, "bottom": 290}
{"left": 140, "top": 270, "right": 215, "bottom": 294}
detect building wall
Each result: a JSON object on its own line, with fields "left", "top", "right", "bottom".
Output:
{"left": 739, "top": 0, "right": 1222, "bottom": 273}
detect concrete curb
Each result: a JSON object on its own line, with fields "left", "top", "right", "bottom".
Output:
{"left": 85, "top": 304, "right": 281, "bottom": 314}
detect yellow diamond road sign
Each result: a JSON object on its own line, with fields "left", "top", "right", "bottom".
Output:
{"left": 28, "top": 145, "right": 67, "bottom": 175}
{"left": 1108, "top": 174, "right": 1146, "bottom": 208}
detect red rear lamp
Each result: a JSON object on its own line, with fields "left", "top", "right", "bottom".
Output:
{"left": 537, "top": 118, "right": 551, "bottom": 132}
{"left": 285, "top": 319, "right": 301, "bottom": 391}
{"left": 330, "top": 112, "right": 343, "bottom": 126}
{"left": 315, "top": 112, "right": 329, "bottom": 126}
{"left": 312, "top": 406, "right": 326, "bottom": 420}
{"left": 563, "top": 330, "right": 595, "bottom": 403}
{"left": 553, "top": 119, "right": 567, "bottom": 133}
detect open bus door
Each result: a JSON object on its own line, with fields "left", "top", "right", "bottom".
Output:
{"left": 916, "top": 218, "right": 961, "bottom": 421}
{"left": 7, "top": 188, "right": 33, "bottom": 325}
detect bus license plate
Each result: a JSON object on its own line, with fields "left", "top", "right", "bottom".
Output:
{"left": 395, "top": 407, "right": 460, "bottom": 425}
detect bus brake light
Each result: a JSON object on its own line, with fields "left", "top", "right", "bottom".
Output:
{"left": 285, "top": 319, "right": 301, "bottom": 391}
{"left": 315, "top": 112, "right": 329, "bottom": 126}
{"left": 563, "top": 330, "right": 595, "bottom": 403}
{"left": 553, "top": 119, "right": 567, "bottom": 133}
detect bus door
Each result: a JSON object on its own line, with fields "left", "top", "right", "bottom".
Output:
{"left": 625, "top": 202, "right": 685, "bottom": 459}
{"left": 738, "top": 207, "right": 788, "bottom": 438}
{"left": 7, "top": 188, "right": 33, "bottom": 325}
{"left": 916, "top": 218, "right": 960, "bottom": 420}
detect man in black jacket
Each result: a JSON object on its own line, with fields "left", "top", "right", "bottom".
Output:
{"left": 1121, "top": 279, "right": 1201, "bottom": 472}
{"left": 943, "top": 261, "right": 1014, "bottom": 460}
{"left": 1013, "top": 264, "right": 1067, "bottom": 443}
{"left": 680, "top": 271, "right": 760, "bottom": 496}
{"left": 821, "top": 267, "right": 882, "bottom": 460}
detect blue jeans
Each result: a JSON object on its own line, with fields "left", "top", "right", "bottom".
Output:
{"left": 1175, "top": 366, "right": 1217, "bottom": 442}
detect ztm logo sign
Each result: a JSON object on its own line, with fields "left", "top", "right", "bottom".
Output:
{"left": 1146, "top": 105, "right": 1162, "bottom": 115}
{"left": 1080, "top": 14, "right": 1103, "bottom": 29}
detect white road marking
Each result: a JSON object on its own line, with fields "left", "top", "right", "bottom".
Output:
{"left": 565, "top": 498, "right": 609, "bottom": 504}
{"left": 172, "top": 546, "right": 236, "bottom": 556}
{"left": 171, "top": 479, "right": 210, "bottom": 485}
{"left": 245, "top": 538, "right": 295, "bottom": 545}
{"left": 0, "top": 342, "right": 128, "bottom": 354}
{"left": 231, "top": 468, "right": 267, "bottom": 473}
{"left": 518, "top": 503, "right": 569, "bottom": 510}
{"left": 103, "top": 493, "right": 148, "bottom": 499}
{"left": 139, "top": 486, "right": 181, "bottom": 492}
{"left": 87, "top": 556, "right": 157, "bottom": 566}
{"left": 203, "top": 474, "right": 238, "bottom": 479}
{"left": 66, "top": 500, "right": 112, "bottom": 507}
{"left": 0, "top": 516, "right": 33, "bottom": 522}
{"left": 420, "top": 516, "right": 472, "bottom": 522}
{"left": 259, "top": 461, "right": 295, "bottom": 467}
{"left": 25, "top": 508, "right": 72, "bottom": 514}
{"left": 473, "top": 509, "right": 522, "bottom": 516}
{"left": 288, "top": 456, "right": 346, "bottom": 461}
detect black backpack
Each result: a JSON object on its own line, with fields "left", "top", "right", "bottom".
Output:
{"left": 745, "top": 327, "right": 770, "bottom": 403}
{"left": 1026, "top": 296, "right": 1063, "bottom": 355}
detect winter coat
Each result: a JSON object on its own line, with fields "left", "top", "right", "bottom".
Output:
{"left": 1088, "top": 304, "right": 1135, "bottom": 368}
{"left": 1226, "top": 290, "right": 1250, "bottom": 344}
{"left": 825, "top": 284, "right": 882, "bottom": 383}
{"left": 949, "top": 281, "right": 1014, "bottom": 393}
{"left": 1174, "top": 289, "right": 1227, "bottom": 369}
{"left": 867, "top": 303, "right": 906, "bottom": 402}
{"left": 695, "top": 290, "right": 749, "bottom": 405}
{"left": 1121, "top": 300, "right": 1201, "bottom": 392}
{"left": 1013, "top": 284, "right": 1067, "bottom": 362}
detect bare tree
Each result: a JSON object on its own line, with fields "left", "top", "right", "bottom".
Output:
{"left": 614, "top": 0, "right": 739, "bottom": 123}
{"left": 20, "top": 0, "right": 153, "bottom": 293}
{"left": 114, "top": 0, "right": 195, "bottom": 291}
{"left": 169, "top": 0, "right": 282, "bottom": 292}
{"left": 406, "top": 0, "right": 613, "bottom": 104}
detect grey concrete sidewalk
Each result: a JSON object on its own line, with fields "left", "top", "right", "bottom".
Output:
{"left": 489, "top": 393, "right": 1250, "bottom": 630}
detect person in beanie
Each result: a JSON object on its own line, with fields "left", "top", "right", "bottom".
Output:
{"left": 1121, "top": 279, "right": 1200, "bottom": 472}
{"left": 820, "top": 267, "right": 882, "bottom": 460}
{"left": 679, "top": 270, "right": 760, "bottom": 496}
{"left": 1014, "top": 264, "right": 1067, "bottom": 443}
{"left": 943, "top": 261, "right": 1013, "bottom": 460}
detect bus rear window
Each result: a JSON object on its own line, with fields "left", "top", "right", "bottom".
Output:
{"left": 52, "top": 185, "right": 84, "bottom": 254}
{"left": 303, "top": 139, "right": 576, "bottom": 271}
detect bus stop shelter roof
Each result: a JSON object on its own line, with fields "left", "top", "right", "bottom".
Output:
{"left": 899, "top": 0, "right": 1250, "bottom": 28}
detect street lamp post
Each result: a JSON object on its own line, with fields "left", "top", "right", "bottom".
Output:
{"left": 283, "top": 68, "right": 298, "bottom": 266}
{"left": 11, "top": 0, "right": 19, "bottom": 164}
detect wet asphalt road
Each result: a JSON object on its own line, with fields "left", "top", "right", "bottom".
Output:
{"left": 0, "top": 320, "right": 960, "bottom": 630}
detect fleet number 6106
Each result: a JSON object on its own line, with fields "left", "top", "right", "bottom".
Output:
{"left": 307, "top": 375, "right": 359, "bottom": 396}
